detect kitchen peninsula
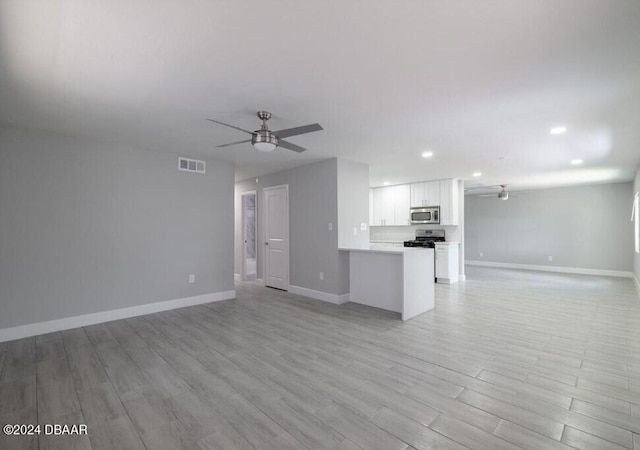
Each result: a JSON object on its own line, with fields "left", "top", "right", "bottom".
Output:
{"left": 338, "top": 246, "right": 434, "bottom": 321}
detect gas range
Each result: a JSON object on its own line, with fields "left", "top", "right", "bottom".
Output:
{"left": 403, "top": 229, "right": 446, "bottom": 248}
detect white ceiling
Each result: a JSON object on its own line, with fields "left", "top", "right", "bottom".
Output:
{"left": 1, "top": 0, "right": 639, "bottom": 190}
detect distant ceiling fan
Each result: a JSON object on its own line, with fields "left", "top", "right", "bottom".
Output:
{"left": 206, "top": 111, "right": 323, "bottom": 153}
{"left": 467, "top": 184, "right": 511, "bottom": 200}
{"left": 497, "top": 185, "right": 509, "bottom": 200}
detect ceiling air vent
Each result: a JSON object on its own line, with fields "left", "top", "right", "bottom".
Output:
{"left": 178, "top": 157, "right": 206, "bottom": 174}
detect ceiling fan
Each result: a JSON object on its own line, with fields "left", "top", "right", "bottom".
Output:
{"left": 206, "top": 111, "right": 323, "bottom": 153}
{"left": 466, "top": 184, "right": 512, "bottom": 200}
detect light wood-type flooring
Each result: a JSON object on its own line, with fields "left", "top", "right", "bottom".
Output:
{"left": 1, "top": 266, "right": 640, "bottom": 449}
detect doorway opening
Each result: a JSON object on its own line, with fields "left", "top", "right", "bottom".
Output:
{"left": 241, "top": 191, "right": 257, "bottom": 281}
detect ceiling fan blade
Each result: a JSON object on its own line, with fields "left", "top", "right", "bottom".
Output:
{"left": 273, "top": 123, "right": 323, "bottom": 139}
{"left": 216, "top": 139, "right": 252, "bottom": 148}
{"left": 206, "top": 118, "right": 254, "bottom": 135}
{"left": 278, "top": 139, "right": 307, "bottom": 153}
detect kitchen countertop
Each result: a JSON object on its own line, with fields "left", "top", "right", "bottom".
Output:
{"left": 339, "top": 246, "right": 432, "bottom": 255}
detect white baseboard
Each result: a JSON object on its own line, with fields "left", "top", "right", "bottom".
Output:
{"left": 234, "top": 273, "right": 241, "bottom": 281}
{"left": 255, "top": 278, "right": 265, "bottom": 287}
{"left": 634, "top": 275, "right": 640, "bottom": 299}
{"left": 288, "top": 285, "right": 350, "bottom": 305}
{"left": 0, "top": 290, "right": 236, "bottom": 343}
{"left": 459, "top": 274, "right": 466, "bottom": 281}
{"left": 466, "top": 260, "right": 634, "bottom": 278}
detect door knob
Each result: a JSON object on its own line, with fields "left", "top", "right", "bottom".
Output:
{"left": 265, "top": 242, "right": 269, "bottom": 246}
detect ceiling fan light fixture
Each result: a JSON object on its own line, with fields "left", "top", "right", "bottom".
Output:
{"left": 253, "top": 141, "right": 277, "bottom": 152}
{"left": 252, "top": 130, "right": 278, "bottom": 152}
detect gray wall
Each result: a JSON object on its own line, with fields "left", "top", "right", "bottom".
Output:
{"left": 337, "top": 159, "right": 370, "bottom": 249}
{"left": 235, "top": 159, "right": 343, "bottom": 295}
{"left": 0, "top": 127, "right": 235, "bottom": 330}
{"left": 336, "top": 159, "right": 370, "bottom": 294}
{"left": 634, "top": 166, "right": 640, "bottom": 285}
{"left": 465, "top": 182, "right": 633, "bottom": 272}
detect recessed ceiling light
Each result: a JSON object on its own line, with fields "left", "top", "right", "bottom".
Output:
{"left": 473, "top": 172, "right": 482, "bottom": 177}
{"left": 550, "top": 126, "right": 567, "bottom": 135}
{"left": 422, "top": 151, "right": 433, "bottom": 158}
{"left": 571, "top": 159, "right": 583, "bottom": 165}
{"left": 383, "top": 181, "right": 390, "bottom": 186}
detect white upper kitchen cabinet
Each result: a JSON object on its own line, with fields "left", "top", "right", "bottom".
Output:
{"left": 372, "top": 186, "right": 394, "bottom": 226}
{"left": 372, "top": 179, "right": 457, "bottom": 226}
{"left": 410, "top": 181, "right": 440, "bottom": 207}
{"left": 439, "top": 179, "right": 459, "bottom": 225}
{"left": 371, "top": 185, "right": 411, "bottom": 226}
{"left": 394, "top": 184, "right": 411, "bottom": 225}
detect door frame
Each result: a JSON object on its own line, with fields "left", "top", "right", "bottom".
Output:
{"left": 240, "top": 190, "right": 257, "bottom": 281}
{"left": 262, "top": 184, "right": 289, "bottom": 290}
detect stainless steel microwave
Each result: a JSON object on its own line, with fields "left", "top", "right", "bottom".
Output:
{"left": 410, "top": 206, "right": 440, "bottom": 224}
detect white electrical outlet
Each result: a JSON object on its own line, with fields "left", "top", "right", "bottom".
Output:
{"left": 353, "top": 227, "right": 358, "bottom": 236}
{"left": 319, "top": 272, "right": 324, "bottom": 280}
{"left": 328, "top": 222, "right": 333, "bottom": 231}
{"left": 360, "top": 223, "right": 367, "bottom": 231}
{"left": 479, "top": 252, "right": 484, "bottom": 257}
{"left": 548, "top": 256, "right": 553, "bottom": 262}
{"left": 188, "top": 274, "right": 195, "bottom": 283}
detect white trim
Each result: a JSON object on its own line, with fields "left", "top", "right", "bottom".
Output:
{"left": 634, "top": 275, "right": 640, "bottom": 298}
{"left": 255, "top": 278, "right": 266, "bottom": 287}
{"left": 459, "top": 274, "right": 466, "bottom": 281}
{"left": 0, "top": 290, "right": 236, "bottom": 343}
{"left": 234, "top": 273, "right": 241, "bottom": 281}
{"left": 466, "top": 260, "right": 634, "bottom": 278}
{"left": 288, "top": 285, "right": 350, "bottom": 305}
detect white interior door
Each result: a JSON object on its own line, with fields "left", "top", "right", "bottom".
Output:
{"left": 263, "top": 185, "right": 289, "bottom": 290}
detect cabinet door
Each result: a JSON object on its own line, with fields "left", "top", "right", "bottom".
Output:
{"left": 425, "top": 181, "right": 441, "bottom": 207}
{"left": 435, "top": 246, "right": 449, "bottom": 278}
{"left": 435, "top": 244, "right": 459, "bottom": 282}
{"left": 410, "top": 183, "right": 425, "bottom": 207}
{"left": 393, "top": 184, "right": 411, "bottom": 226}
{"left": 439, "top": 179, "right": 459, "bottom": 225}
{"left": 372, "top": 186, "right": 395, "bottom": 226}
